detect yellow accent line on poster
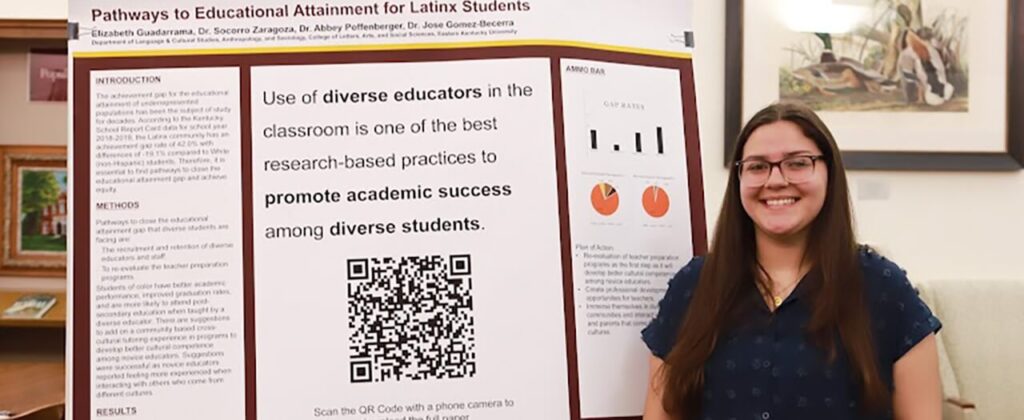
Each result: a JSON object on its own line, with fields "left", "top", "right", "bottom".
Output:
{"left": 72, "top": 39, "right": 693, "bottom": 59}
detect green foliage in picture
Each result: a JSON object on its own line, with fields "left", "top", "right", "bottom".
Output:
{"left": 19, "top": 169, "right": 67, "bottom": 252}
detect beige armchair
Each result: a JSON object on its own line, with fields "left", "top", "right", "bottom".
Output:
{"left": 915, "top": 279, "right": 1024, "bottom": 420}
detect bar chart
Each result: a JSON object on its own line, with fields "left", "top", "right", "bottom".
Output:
{"left": 589, "top": 127, "right": 665, "bottom": 155}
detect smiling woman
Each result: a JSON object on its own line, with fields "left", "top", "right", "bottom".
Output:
{"left": 737, "top": 120, "right": 828, "bottom": 240}
{"left": 642, "top": 102, "right": 943, "bottom": 420}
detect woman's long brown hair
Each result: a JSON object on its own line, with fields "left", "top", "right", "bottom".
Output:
{"left": 659, "top": 103, "right": 887, "bottom": 418}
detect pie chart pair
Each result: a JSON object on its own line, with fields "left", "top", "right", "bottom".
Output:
{"left": 590, "top": 182, "right": 669, "bottom": 218}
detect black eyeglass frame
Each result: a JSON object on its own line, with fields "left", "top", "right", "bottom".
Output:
{"left": 734, "top": 155, "right": 826, "bottom": 185}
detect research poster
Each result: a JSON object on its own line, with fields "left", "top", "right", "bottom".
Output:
{"left": 69, "top": 1, "right": 706, "bottom": 419}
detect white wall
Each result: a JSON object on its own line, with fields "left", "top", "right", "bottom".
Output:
{"left": 691, "top": 1, "right": 1024, "bottom": 282}
{"left": 0, "top": 1, "right": 66, "bottom": 20}
{"left": 0, "top": 45, "right": 67, "bottom": 292}
{"left": 0, "top": 47, "right": 67, "bottom": 146}
{"left": 0, "top": 0, "right": 67, "bottom": 293}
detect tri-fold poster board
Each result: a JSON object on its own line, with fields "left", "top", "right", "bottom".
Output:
{"left": 69, "top": 1, "right": 706, "bottom": 419}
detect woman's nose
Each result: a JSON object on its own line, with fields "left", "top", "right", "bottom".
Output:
{"left": 764, "top": 166, "right": 789, "bottom": 187}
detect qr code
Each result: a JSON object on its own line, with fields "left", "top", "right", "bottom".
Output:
{"left": 347, "top": 254, "right": 476, "bottom": 383}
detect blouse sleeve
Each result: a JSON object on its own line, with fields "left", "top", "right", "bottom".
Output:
{"left": 864, "top": 252, "right": 943, "bottom": 364}
{"left": 641, "top": 256, "right": 703, "bottom": 359}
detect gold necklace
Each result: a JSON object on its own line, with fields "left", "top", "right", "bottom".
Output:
{"left": 771, "top": 280, "right": 799, "bottom": 308}
{"left": 756, "top": 261, "right": 802, "bottom": 309}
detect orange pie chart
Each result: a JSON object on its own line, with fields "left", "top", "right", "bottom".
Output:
{"left": 642, "top": 186, "right": 670, "bottom": 218}
{"left": 591, "top": 182, "right": 619, "bottom": 216}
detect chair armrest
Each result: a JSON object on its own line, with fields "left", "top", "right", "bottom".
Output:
{"left": 943, "top": 397, "right": 977, "bottom": 420}
{"left": 945, "top": 397, "right": 976, "bottom": 410}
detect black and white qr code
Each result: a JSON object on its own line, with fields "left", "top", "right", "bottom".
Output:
{"left": 347, "top": 254, "right": 476, "bottom": 383}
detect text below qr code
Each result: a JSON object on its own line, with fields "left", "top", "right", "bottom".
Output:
{"left": 347, "top": 254, "right": 476, "bottom": 383}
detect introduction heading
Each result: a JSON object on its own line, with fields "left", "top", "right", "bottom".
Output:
{"left": 91, "top": 1, "right": 532, "bottom": 23}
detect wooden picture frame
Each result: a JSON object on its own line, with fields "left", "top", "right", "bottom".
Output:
{"left": 0, "top": 146, "right": 67, "bottom": 277}
{"left": 0, "top": 20, "right": 67, "bottom": 40}
{"left": 725, "top": 0, "right": 1024, "bottom": 170}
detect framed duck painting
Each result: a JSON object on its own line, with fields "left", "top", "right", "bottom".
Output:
{"left": 725, "top": 0, "right": 1024, "bottom": 170}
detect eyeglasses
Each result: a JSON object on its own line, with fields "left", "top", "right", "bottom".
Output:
{"left": 735, "top": 155, "right": 824, "bottom": 186}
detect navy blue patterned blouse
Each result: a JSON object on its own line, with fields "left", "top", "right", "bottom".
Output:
{"left": 642, "top": 247, "right": 942, "bottom": 420}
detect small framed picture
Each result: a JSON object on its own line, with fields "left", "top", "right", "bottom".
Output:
{"left": 28, "top": 49, "right": 68, "bottom": 102}
{"left": 0, "top": 146, "right": 67, "bottom": 277}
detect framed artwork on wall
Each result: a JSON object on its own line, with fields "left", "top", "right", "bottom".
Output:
{"left": 725, "top": 0, "right": 1024, "bottom": 170}
{"left": 28, "top": 49, "right": 68, "bottom": 102}
{"left": 0, "top": 146, "right": 67, "bottom": 277}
